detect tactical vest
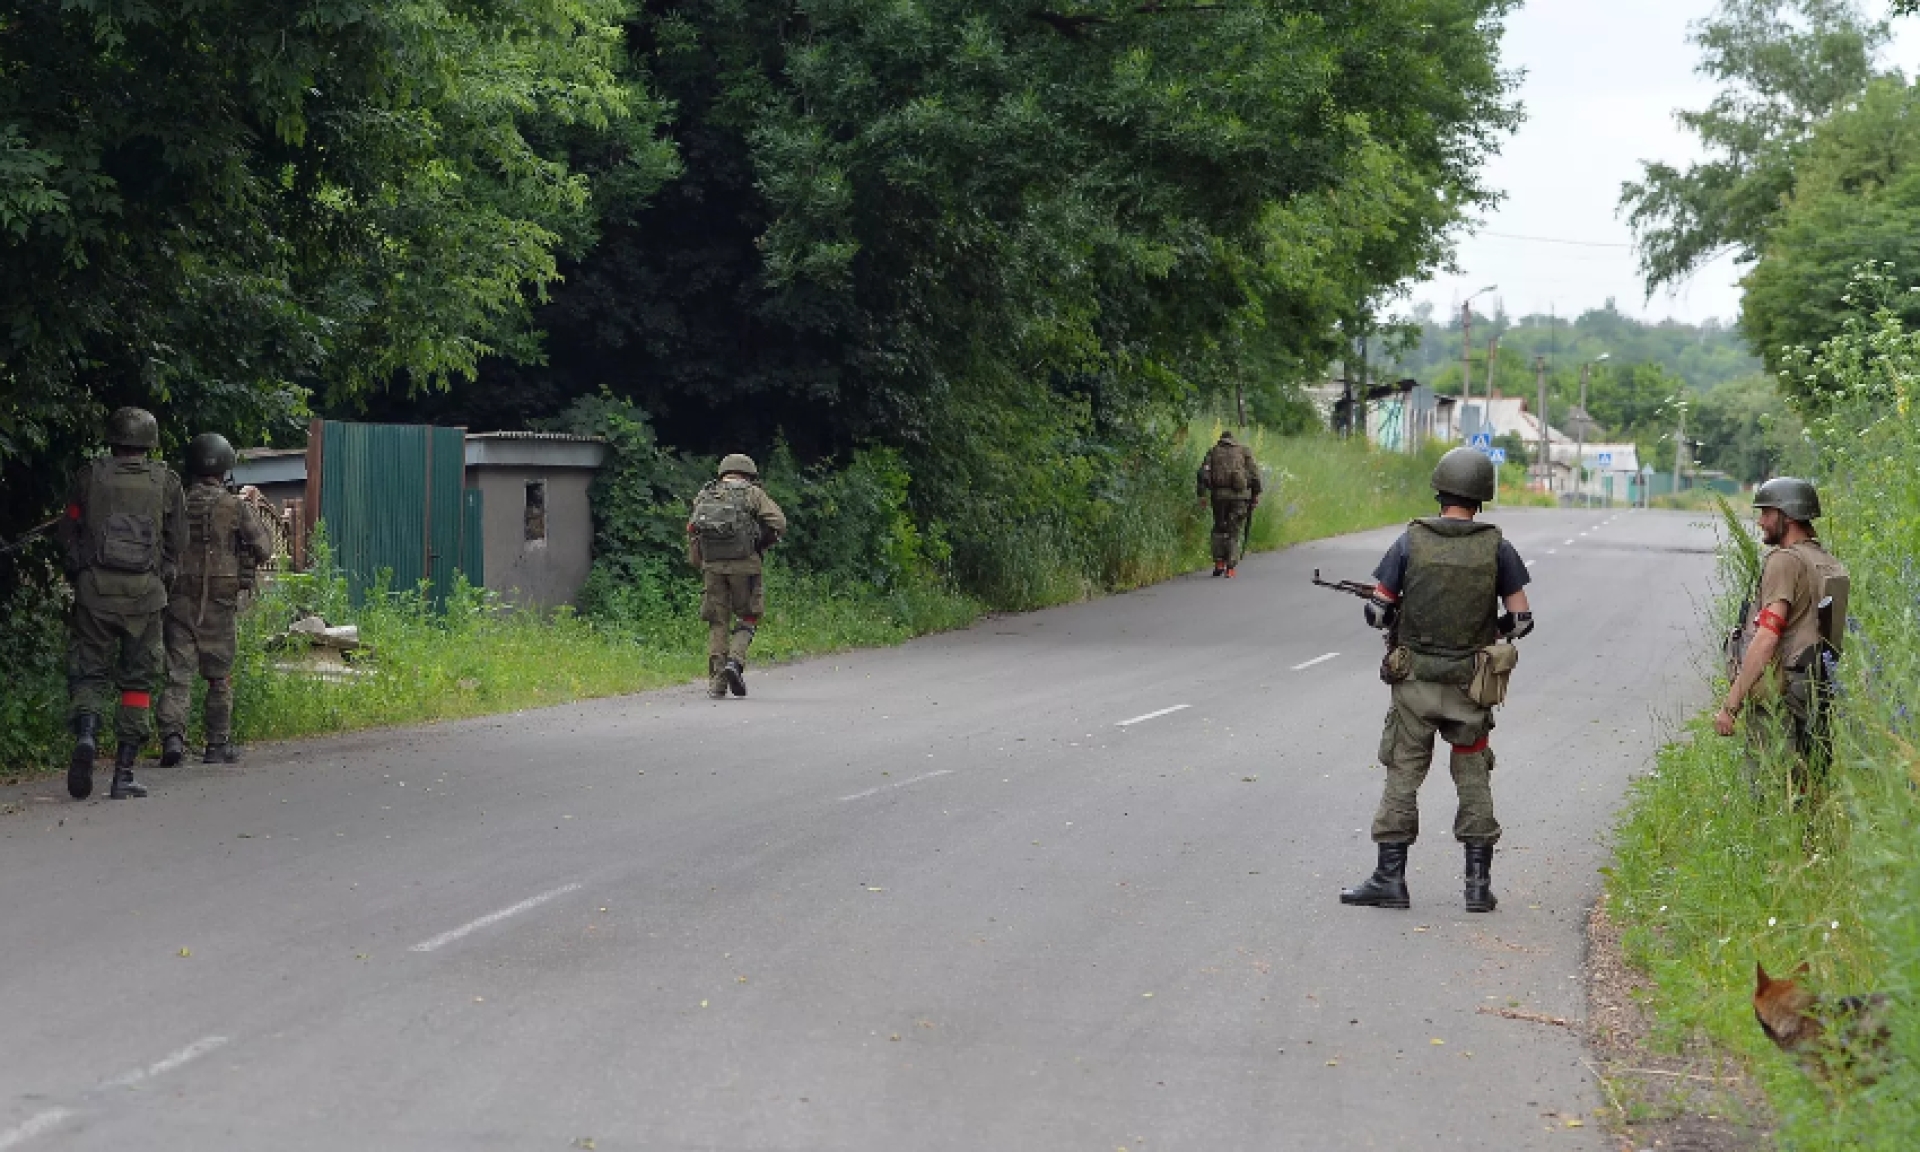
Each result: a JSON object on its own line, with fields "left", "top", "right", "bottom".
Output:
{"left": 179, "top": 483, "right": 248, "bottom": 613}
{"left": 86, "top": 457, "right": 167, "bottom": 575}
{"left": 1205, "top": 443, "right": 1254, "bottom": 496}
{"left": 1399, "top": 518, "right": 1501, "bottom": 675}
{"left": 691, "top": 480, "right": 760, "bottom": 563}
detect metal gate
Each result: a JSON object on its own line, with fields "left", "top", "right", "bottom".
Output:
{"left": 305, "top": 420, "right": 479, "bottom": 609}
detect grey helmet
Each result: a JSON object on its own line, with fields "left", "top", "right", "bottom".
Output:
{"left": 185, "top": 432, "right": 237, "bottom": 478}
{"left": 1432, "top": 446, "right": 1497, "bottom": 503}
{"left": 1753, "top": 476, "right": 1820, "bottom": 523}
{"left": 718, "top": 453, "right": 758, "bottom": 478}
{"left": 104, "top": 407, "right": 160, "bottom": 450}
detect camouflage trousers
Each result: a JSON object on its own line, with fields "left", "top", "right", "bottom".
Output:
{"left": 1209, "top": 494, "right": 1252, "bottom": 566}
{"left": 700, "top": 571, "right": 764, "bottom": 687}
{"left": 1370, "top": 679, "right": 1501, "bottom": 847}
{"left": 158, "top": 598, "right": 240, "bottom": 746}
{"left": 1742, "top": 678, "right": 1824, "bottom": 801}
{"left": 68, "top": 603, "right": 165, "bottom": 745}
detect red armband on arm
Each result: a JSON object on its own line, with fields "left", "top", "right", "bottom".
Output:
{"left": 1755, "top": 607, "right": 1786, "bottom": 637}
{"left": 1373, "top": 583, "right": 1398, "bottom": 603}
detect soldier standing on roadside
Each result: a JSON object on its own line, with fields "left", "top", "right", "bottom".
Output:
{"left": 158, "top": 434, "right": 273, "bottom": 767}
{"left": 688, "top": 454, "right": 787, "bottom": 699}
{"left": 56, "top": 408, "right": 187, "bottom": 800}
{"left": 1340, "top": 448, "right": 1533, "bottom": 913}
{"left": 1714, "top": 478, "right": 1848, "bottom": 790}
{"left": 1196, "top": 431, "right": 1262, "bottom": 577}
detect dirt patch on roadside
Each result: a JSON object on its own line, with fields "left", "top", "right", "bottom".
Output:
{"left": 1585, "top": 894, "right": 1773, "bottom": 1151}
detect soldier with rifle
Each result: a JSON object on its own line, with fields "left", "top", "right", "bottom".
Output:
{"left": 158, "top": 433, "right": 274, "bottom": 767}
{"left": 1715, "top": 478, "right": 1847, "bottom": 793}
{"left": 1314, "top": 447, "right": 1533, "bottom": 913}
{"left": 56, "top": 408, "right": 187, "bottom": 800}
{"left": 1196, "top": 431, "right": 1261, "bottom": 578}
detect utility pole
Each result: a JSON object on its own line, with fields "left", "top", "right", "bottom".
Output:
{"left": 1534, "top": 355, "right": 1550, "bottom": 500}
{"left": 1575, "top": 353, "right": 1609, "bottom": 509}
{"left": 1458, "top": 286, "right": 1497, "bottom": 439}
{"left": 1672, "top": 399, "right": 1688, "bottom": 495}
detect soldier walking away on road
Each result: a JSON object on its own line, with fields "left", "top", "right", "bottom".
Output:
{"left": 55, "top": 407, "right": 187, "bottom": 800}
{"left": 1715, "top": 478, "right": 1848, "bottom": 796}
{"left": 1340, "top": 447, "right": 1533, "bottom": 913}
{"left": 158, "top": 434, "right": 273, "bottom": 767}
{"left": 1195, "top": 431, "right": 1261, "bottom": 577}
{"left": 688, "top": 454, "right": 787, "bottom": 699}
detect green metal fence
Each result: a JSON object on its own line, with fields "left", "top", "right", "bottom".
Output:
{"left": 311, "top": 420, "right": 477, "bottom": 609}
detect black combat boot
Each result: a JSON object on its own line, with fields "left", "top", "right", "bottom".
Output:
{"left": 203, "top": 743, "right": 240, "bottom": 765}
{"left": 723, "top": 659, "right": 748, "bottom": 698}
{"left": 1463, "top": 844, "right": 1497, "bottom": 913}
{"left": 109, "top": 742, "right": 148, "bottom": 799}
{"left": 1340, "top": 842, "right": 1411, "bottom": 909}
{"left": 160, "top": 732, "right": 185, "bottom": 768}
{"left": 68, "top": 714, "right": 99, "bottom": 800}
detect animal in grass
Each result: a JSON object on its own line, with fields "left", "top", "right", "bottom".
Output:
{"left": 1753, "top": 962, "right": 1890, "bottom": 1075}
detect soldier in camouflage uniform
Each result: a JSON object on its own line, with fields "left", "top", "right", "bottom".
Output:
{"left": 158, "top": 433, "right": 273, "bottom": 766}
{"left": 56, "top": 407, "right": 187, "bottom": 800}
{"left": 1195, "top": 431, "right": 1262, "bottom": 577}
{"left": 1340, "top": 448, "right": 1534, "bottom": 913}
{"left": 687, "top": 454, "right": 787, "bottom": 699}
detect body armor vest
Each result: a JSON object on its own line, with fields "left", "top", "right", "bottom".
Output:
{"left": 86, "top": 457, "right": 167, "bottom": 576}
{"left": 180, "top": 484, "right": 248, "bottom": 621}
{"left": 1399, "top": 518, "right": 1501, "bottom": 662}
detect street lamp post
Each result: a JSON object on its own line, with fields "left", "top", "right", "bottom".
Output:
{"left": 1459, "top": 285, "right": 1498, "bottom": 438}
{"left": 1575, "top": 353, "right": 1609, "bottom": 508}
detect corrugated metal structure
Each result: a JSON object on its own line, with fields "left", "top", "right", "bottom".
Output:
{"left": 306, "top": 420, "right": 479, "bottom": 608}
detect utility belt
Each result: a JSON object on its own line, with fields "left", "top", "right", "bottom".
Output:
{"left": 1381, "top": 642, "right": 1518, "bottom": 708}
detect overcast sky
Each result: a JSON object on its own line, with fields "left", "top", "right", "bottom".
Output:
{"left": 1407, "top": 1, "right": 1919, "bottom": 328}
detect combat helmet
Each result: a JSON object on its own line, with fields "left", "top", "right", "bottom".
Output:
{"left": 185, "top": 432, "right": 237, "bottom": 478}
{"left": 104, "top": 407, "right": 160, "bottom": 450}
{"left": 1432, "top": 446, "right": 1496, "bottom": 504}
{"left": 718, "top": 453, "right": 759, "bottom": 478}
{"left": 1752, "top": 476, "right": 1820, "bottom": 523}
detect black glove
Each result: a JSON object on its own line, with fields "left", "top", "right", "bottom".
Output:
{"left": 1497, "top": 610, "right": 1534, "bottom": 640}
{"left": 1364, "top": 598, "right": 1398, "bottom": 630}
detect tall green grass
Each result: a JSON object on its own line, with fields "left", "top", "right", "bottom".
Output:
{"left": 1606, "top": 277, "right": 1920, "bottom": 1148}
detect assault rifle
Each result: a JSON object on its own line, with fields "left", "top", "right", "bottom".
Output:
{"left": 1310, "top": 569, "right": 1376, "bottom": 600}
{"left": 0, "top": 517, "right": 59, "bottom": 558}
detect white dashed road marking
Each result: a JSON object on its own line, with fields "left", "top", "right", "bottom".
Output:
{"left": 103, "top": 1035, "right": 229, "bottom": 1089}
{"left": 1290, "top": 652, "right": 1341, "bottom": 671}
{"left": 411, "top": 883, "right": 584, "bottom": 953}
{"left": 1116, "top": 704, "right": 1192, "bottom": 728}
{"left": 840, "top": 769, "right": 954, "bottom": 802}
{"left": 0, "top": 1111, "right": 72, "bottom": 1151}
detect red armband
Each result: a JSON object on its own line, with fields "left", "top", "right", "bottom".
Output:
{"left": 67, "top": 503, "right": 82, "bottom": 521}
{"left": 1755, "top": 608, "right": 1786, "bottom": 637}
{"left": 1373, "top": 583, "right": 1399, "bottom": 603}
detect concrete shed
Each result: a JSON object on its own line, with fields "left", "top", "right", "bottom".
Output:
{"left": 464, "top": 432, "right": 610, "bottom": 609}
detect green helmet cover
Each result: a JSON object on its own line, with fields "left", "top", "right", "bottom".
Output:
{"left": 1432, "top": 446, "right": 1496, "bottom": 503}
{"left": 718, "top": 453, "right": 758, "bottom": 478}
{"left": 104, "top": 407, "right": 160, "bottom": 450}
{"left": 185, "top": 432, "right": 237, "bottom": 477}
{"left": 1752, "top": 476, "right": 1820, "bottom": 522}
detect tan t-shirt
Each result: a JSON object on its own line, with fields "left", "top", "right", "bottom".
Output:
{"left": 1751, "top": 539, "right": 1846, "bottom": 699}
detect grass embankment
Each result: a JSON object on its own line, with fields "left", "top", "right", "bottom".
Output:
{"left": 1604, "top": 312, "right": 1920, "bottom": 1146}
{"left": 195, "top": 432, "right": 1447, "bottom": 753}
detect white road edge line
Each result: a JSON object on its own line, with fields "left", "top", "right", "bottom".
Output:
{"left": 1116, "top": 704, "right": 1192, "bottom": 728}
{"left": 0, "top": 1110, "right": 73, "bottom": 1151}
{"left": 1290, "top": 652, "right": 1340, "bottom": 671}
{"left": 839, "top": 769, "right": 954, "bottom": 802}
{"left": 103, "top": 1035, "right": 229, "bottom": 1089}
{"left": 411, "top": 883, "right": 583, "bottom": 953}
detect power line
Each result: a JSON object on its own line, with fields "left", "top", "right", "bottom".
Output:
{"left": 1477, "top": 230, "right": 1634, "bottom": 250}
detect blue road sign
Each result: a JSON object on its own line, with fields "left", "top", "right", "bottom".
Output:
{"left": 1488, "top": 447, "right": 1507, "bottom": 464}
{"left": 1469, "top": 431, "right": 1493, "bottom": 451}
{"left": 1597, "top": 451, "right": 1613, "bottom": 468}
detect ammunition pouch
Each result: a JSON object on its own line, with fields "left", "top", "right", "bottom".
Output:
{"left": 1465, "top": 642, "right": 1520, "bottom": 708}
{"left": 1380, "top": 645, "right": 1412, "bottom": 685}
{"left": 1410, "top": 650, "right": 1477, "bottom": 686}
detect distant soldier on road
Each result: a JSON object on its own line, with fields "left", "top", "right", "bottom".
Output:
{"left": 1715, "top": 478, "right": 1848, "bottom": 788}
{"left": 1196, "top": 431, "right": 1261, "bottom": 577}
{"left": 158, "top": 433, "right": 273, "bottom": 767}
{"left": 56, "top": 407, "right": 187, "bottom": 800}
{"left": 1340, "top": 447, "right": 1533, "bottom": 913}
{"left": 688, "top": 454, "right": 787, "bottom": 699}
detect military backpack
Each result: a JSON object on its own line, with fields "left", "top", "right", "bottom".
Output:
{"left": 86, "top": 457, "right": 167, "bottom": 575}
{"left": 691, "top": 481, "right": 760, "bottom": 563}
{"left": 1205, "top": 442, "right": 1255, "bottom": 496}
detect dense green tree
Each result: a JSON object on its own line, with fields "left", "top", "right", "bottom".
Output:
{"left": 0, "top": 0, "right": 674, "bottom": 542}
{"left": 1619, "top": 0, "right": 1888, "bottom": 294}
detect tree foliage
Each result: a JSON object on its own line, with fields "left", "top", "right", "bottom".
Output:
{"left": 1619, "top": 0, "right": 1888, "bottom": 293}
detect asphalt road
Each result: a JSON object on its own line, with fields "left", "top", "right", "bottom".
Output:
{"left": 0, "top": 507, "right": 1718, "bottom": 1151}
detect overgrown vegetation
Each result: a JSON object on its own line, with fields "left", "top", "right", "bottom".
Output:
{"left": 1606, "top": 272, "right": 1920, "bottom": 1148}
